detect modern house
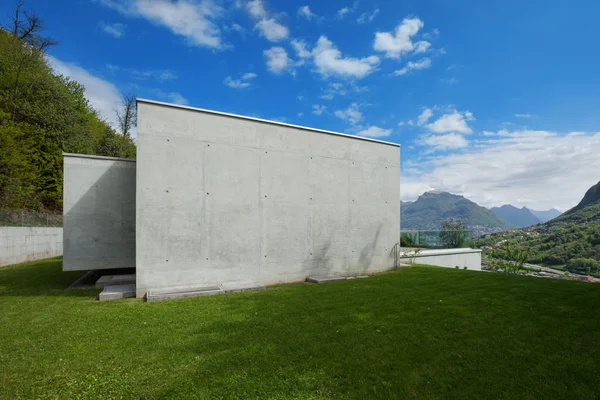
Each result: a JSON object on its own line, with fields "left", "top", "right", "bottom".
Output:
{"left": 63, "top": 99, "right": 402, "bottom": 299}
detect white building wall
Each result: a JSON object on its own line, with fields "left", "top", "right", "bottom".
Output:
{"left": 136, "top": 99, "right": 401, "bottom": 296}
{"left": 62, "top": 154, "right": 136, "bottom": 271}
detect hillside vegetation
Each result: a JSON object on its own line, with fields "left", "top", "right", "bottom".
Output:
{"left": 476, "top": 180, "right": 600, "bottom": 274}
{"left": 0, "top": 16, "right": 135, "bottom": 212}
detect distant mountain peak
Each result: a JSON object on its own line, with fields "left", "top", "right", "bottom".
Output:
{"left": 402, "top": 191, "right": 515, "bottom": 236}
{"left": 490, "top": 204, "right": 541, "bottom": 228}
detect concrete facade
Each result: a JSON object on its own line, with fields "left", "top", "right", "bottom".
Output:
{"left": 400, "top": 248, "right": 482, "bottom": 270}
{"left": 135, "top": 99, "right": 401, "bottom": 296}
{"left": 63, "top": 154, "right": 136, "bottom": 271}
{"left": 0, "top": 227, "right": 62, "bottom": 267}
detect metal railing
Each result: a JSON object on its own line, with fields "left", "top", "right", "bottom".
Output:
{"left": 400, "top": 230, "right": 473, "bottom": 249}
{"left": 0, "top": 210, "right": 63, "bottom": 227}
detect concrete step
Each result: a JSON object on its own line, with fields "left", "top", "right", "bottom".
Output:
{"left": 221, "top": 281, "right": 266, "bottom": 293}
{"left": 306, "top": 276, "right": 346, "bottom": 283}
{"left": 99, "top": 284, "right": 136, "bottom": 301}
{"left": 95, "top": 274, "right": 136, "bottom": 289}
{"left": 146, "top": 285, "right": 225, "bottom": 302}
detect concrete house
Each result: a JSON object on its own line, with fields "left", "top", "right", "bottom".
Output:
{"left": 63, "top": 99, "right": 401, "bottom": 299}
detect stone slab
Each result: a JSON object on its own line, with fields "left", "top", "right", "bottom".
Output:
{"left": 95, "top": 274, "right": 136, "bottom": 289}
{"left": 221, "top": 281, "right": 266, "bottom": 293}
{"left": 99, "top": 284, "right": 136, "bottom": 301}
{"left": 146, "top": 285, "right": 225, "bottom": 302}
{"left": 306, "top": 276, "right": 346, "bottom": 283}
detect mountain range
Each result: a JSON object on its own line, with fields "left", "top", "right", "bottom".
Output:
{"left": 489, "top": 205, "right": 562, "bottom": 228}
{"left": 401, "top": 191, "right": 564, "bottom": 236}
{"left": 401, "top": 191, "right": 515, "bottom": 236}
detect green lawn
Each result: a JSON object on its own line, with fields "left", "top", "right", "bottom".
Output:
{"left": 1, "top": 258, "right": 599, "bottom": 399}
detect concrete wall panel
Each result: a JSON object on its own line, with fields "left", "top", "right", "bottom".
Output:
{"left": 63, "top": 154, "right": 135, "bottom": 271}
{"left": 136, "top": 100, "right": 400, "bottom": 294}
{"left": 0, "top": 227, "right": 63, "bottom": 267}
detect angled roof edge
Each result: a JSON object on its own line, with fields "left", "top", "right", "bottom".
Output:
{"left": 137, "top": 98, "right": 401, "bottom": 148}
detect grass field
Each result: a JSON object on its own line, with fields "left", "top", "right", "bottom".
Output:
{"left": 1, "top": 258, "right": 599, "bottom": 399}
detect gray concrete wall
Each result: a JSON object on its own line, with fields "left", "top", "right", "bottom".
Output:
{"left": 400, "top": 248, "right": 482, "bottom": 270}
{"left": 0, "top": 227, "right": 63, "bottom": 267}
{"left": 63, "top": 154, "right": 136, "bottom": 271}
{"left": 136, "top": 99, "right": 401, "bottom": 295}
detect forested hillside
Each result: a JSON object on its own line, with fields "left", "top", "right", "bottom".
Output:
{"left": 476, "top": 180, "right": 600, "bottom": 274}
{"left": 0, "top": 6, "right": 135, "bottom": 212}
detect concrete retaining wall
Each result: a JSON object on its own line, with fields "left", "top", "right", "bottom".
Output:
{"left": 136, "top": 99, "right": 401, "bottom": 295}
{"left": 400, "top": 248, "right": 482, "bottom": 270}
{"left": 62, "top": 154, "right": 136, "bottom": 271}
{"left": 0, "top": 227, "right": 63, "bottom": 267}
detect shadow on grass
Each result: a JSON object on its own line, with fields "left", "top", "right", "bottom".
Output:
{"left": 0, "top": 257, "right": 99, "bottom": 298}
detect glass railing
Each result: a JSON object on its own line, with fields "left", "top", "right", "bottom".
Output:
{"left": 400, "top": 230, "right": 473, "bottom": 249}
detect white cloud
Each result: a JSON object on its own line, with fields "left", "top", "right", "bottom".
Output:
{"left": 334, "top": 102, "right": 363, "bottom": 124}
{"left": 297, "top": 5, "right": 316, "bottom": 20}
{"left": 515, "top": 113, "right": 534, "bottom": 118}
{"left": 336, "top": 7, "right": 351, "bottom": 19}
{"left": 47, "top": 55, "right": 122, "bottom": 129}
{"left": 417, "top": 108, "right": 433, "bottom": 125}
{"left": 224, "top": 72, "right": 257, "bottom": 88}
{"left": 98, "top": 0, "right": 226, "bottom": 49}
{"left": 126, "top": 68, "right": 177, "bottom": 81}
{"left": 319, "top": 81, "right": 365, "bottom": 100}
{"left": 394, "top": 57, "right": 432, "bottom": 76}
{"left": 422, "top": 28, "right": 440, "bottom": 40}
{"left": 356, "top": 9, "right": 379, "bottom": 24}
{"left": 414, "top": 41, "right": 431, "bottom": 54}
{"left": 297, "top": 112, "right": 304, "bottom": 117}
{"left": 106, "top": 65, "right": 178, "bottom": 83}
{"left": 151, "top": 88, "right": 189, "bottom": 105}
{"left": 244, "top": 0, "right": 289, "bottom": 42}
{"left": 374, "top": 18, "right": 430, "bottom": 59}
{"left": 426, "top": 110, "right": 474, "bottom": 134}
{"left": 99, "top": 21, "right": 126, "bottom": 38}
{"left": 256, "top": 18, "right": 289, "bottom": 42}
{"left": 404, "top": 130, "right": 600, "bottom": 209}
{"left": 246, "top": 0, "right": 267, "bottom": 18}
{"left": 291, "top": 39, "right": 311, "bottom": 59}
{"left": 166, "top": 92, "right": 188, "bottom": 105}
{"left": 335, "top": 1, "right": 358, "bottom": 19}
{"left": 312, "top": 36, "right": 379, "bottom": 79}
{"left": 358, "top": 126, "right": 392, "bottom": 137}
{"left": 264, "top": 46, "right": 292, "bottom": 74}
{"left": 416, "top": 133, "right": 469, "bottom": 152}
{"left": 398, "top": 121, "right": 405, "bottom": 126}
{"left": 312, "top": 104, "right": 327, "bottom": 115}
{"left": 241, "top": 72, "right": 257, "bottom": 80}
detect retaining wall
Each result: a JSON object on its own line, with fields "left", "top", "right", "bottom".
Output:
{"left": 0, "top": 227, "right": 63, "bottom": 267}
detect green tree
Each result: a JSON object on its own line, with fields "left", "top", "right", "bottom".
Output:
{"left": 487, "top": 241, "right": 528, "bottom": 273}
{"left": 439, "top": 218, "right": 467, "bottom": 248}
{"left": 0, "top": 3, "right": 136, "bottom": 211}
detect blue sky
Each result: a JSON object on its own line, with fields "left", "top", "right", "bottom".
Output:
{"left": 5, "top": 0, "right": 600, "bottom": 210}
